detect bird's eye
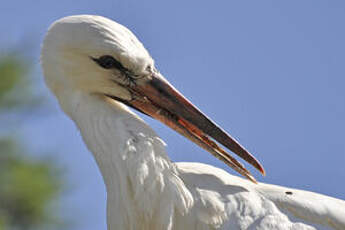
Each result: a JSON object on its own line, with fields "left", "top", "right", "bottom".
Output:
{"left": 92, "top": 55, "right": 121, "bottom": 69}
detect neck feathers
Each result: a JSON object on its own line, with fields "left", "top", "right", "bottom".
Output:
{"left": 64, "top": 92, "right": 194, "bottom": 230}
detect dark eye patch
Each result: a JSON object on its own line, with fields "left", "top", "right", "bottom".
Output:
{"left": 91, "top": 55, "right": 127, "bottom": 71}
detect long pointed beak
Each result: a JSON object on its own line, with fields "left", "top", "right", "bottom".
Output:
{"left": 109, "top": 72, "right": 265, "bottom": 183}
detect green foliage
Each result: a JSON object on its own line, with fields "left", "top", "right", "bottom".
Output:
{"left": 0, "top": 140, "right": 62, "bottom": 230}
{"left": 0, "top": 54, "right": 65, "bottom": 230}
{"left": 0, "top": 56, "right": 26, "bottom": 100}
{"left": 0, "top": 55, "right": 30, "bottom": 109}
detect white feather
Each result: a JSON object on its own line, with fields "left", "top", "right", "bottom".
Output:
{"left": 41, "top": 15, "right": 345, "bottom": 230}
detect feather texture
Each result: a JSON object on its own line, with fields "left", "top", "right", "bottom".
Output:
{"left": 40, "top": 15, "right": 345, "bottom": 230}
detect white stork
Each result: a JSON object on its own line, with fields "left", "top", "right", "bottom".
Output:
{"left": 41, "top": 15, "right": 345, "bottom": 230}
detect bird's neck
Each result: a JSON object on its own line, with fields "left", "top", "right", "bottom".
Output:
{"left": 61, "top": 91, "right": 193, "bottom": 230}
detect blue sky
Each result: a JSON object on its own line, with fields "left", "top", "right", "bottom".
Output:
{"left": 1, "top": 1, "right": 345, "bottom": 229}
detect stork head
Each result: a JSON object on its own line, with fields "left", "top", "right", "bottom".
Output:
{"left": 41, "top": 15, "right": 264, "bottom": 182}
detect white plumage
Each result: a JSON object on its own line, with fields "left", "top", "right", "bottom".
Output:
{"left": 41, "top": 15, "right": 345, "bottom": 230}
